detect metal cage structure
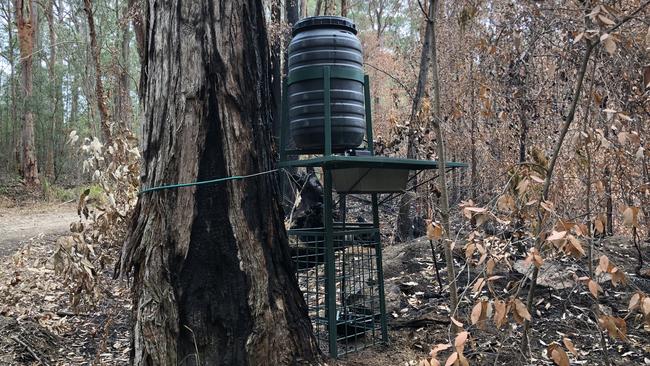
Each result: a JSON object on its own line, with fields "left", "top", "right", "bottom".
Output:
{"left": 279, "top": 64, "right": 466, "bottom": 357}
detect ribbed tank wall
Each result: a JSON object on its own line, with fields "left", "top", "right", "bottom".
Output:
{"left": 288, "top": 17, "right": 365, "bottom": 152}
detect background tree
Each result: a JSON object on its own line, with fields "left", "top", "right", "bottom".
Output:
{"left": 118, "top": 0, "right": 319, "bottom": 364}
{"left": 14, "top": 0, "right": 39, "bottom": 185}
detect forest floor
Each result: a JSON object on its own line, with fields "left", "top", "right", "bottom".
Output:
{"left": 339, "top": 236, "right": 650, "bottom": 366}
{"left": 0, "top": 194, "right": 131, "bottom": 365}
{"left": 0, "top": 194, "right": 649, "bottom": 365}
{"left": 0, "top": 202, "right": 78, "bottom": 256}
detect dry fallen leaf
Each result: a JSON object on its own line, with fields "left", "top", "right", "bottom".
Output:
{"left": 427, "top": 222, "right": 443, "bottom": 240}
{"left": 450, "top": 316, "right": 464, "bottom": 328}
{"left": 512, "top": 298, "right": 531, "bottom": 323}
{"left": 547, "top": 344, "right": 570, "bottom": 366}
{"left": 470, "top": 301, "right": 482, "bottom": 325}
{"left": 547, "top": 230, "right": 567, "bottom": 242}
{"left": 454, "top": 331, "right": 469, "bottom": 348}
{"left": 622, "top": 207, "right": 639, "bottom": 228}
{"left": 598, "top": 255, "right": 609, "bottom": 274}
{"left": 493, "top": 300, "right": 507, "bottom": 328}
{"left": 588, "top": 279, "right": 602, "bottom": 298}
{"left": 444, "top": 352, "right": 458, "bottom": 366}
{"left": 562, "top": 337, "right": 577, "bottom": 356}
{"left": 628, "top": 293, "right": 641, "bottom": 311}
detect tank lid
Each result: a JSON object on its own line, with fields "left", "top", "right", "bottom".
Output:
{"left": 292, "top": 16, "right": 357, "bottom": 36}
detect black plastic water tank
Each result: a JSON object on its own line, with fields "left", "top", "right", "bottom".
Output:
{"left": 288, "top": 16, "right": 365, "bottom": 152}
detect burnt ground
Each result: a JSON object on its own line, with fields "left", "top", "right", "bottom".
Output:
{"left": 0, "top": 194, "right": 648, "bottom": 365}
{"left": 338, "top": 235, "right": 650, "bottom": 366}
{"left": 0, "top": 234, "right": 132, "bottom": 365}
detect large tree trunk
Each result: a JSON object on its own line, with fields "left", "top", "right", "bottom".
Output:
{"left": 119, "top": 1, "right": 319, "bottom": 365}
{"left": 15, "top": 0, "right": 39, "bottom": 185}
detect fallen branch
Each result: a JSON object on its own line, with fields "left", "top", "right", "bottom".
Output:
{"left": 12, "top": 336, "right": 49, "bottom": 366}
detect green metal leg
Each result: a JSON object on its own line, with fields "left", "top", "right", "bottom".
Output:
{"left": 324, "top": 168, "right": 337, "bottom": 357}
{"left": 372, "top": 193, "right": 388, "bottom": 342}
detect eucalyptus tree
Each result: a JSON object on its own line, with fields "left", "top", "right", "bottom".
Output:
{"left": 119, "top": 0, "right": 319, "bottom": 364}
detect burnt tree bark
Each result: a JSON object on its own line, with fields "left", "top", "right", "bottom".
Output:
{"left": 119, "top": 1, "right": 319, "bottom": 365}
{"left": 15, "top": 0, "right": 39, "bottom": 185}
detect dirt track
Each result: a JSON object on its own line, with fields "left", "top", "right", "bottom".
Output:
{"left": 0, "top": 203, "right": 78, "bottom": 256}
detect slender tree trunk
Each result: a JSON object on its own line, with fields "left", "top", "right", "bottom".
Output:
{"left": 521, "top": 39, "right": 596, "bottom": 352}
{"left": 604, "top": 132, "right": 614, "bottom": 236}
{"left": 285, "top": 0, "right": 299, "bottom": 55}
{"left": 83, "top": 0, "right": 112, "bottom": 143}
{"left": 300, "top": 0, "right": 307, "bottom": 18}
{"left": 281, "top": 0, "right": 300, "bottom": 214}
{"left": 127, "top": 0, "right": 145, "bottom": 66}
{"left": 45, "top": 0, "right": 59, "bottom": 180}
{"left": 5, "top": 1, "right": 20, "bottom": 174}
{"left": 516, "top": 59, "right": 530, "bottom": 165}
{"left": 15, "top": 0, "right": 39, "bottom": 185}
{"left": 429, "top": 0, "right": 459, "bottom": 330}
{"left": 469, "top": 61, "right": 477, "bottom": 199}
{"left": 396, "top": 0, "right": 434, "bottom": 241}
{"left": 340, "top": 0, "right": 348, "bottom": 17}
{"left": 119, "top": 1, "right": 319, "bottom": 364}
{"left": 315, "top": 0, "right": 322, "bottom": 15}
{"left": 270, "top": 0, "right": 282, "bottom": 137}
{"left": 324, "top": 0, "right": 335, "bottom": 14}
{"left": 114, "top": 2, "right": 133, "bottom": 130}
{"left": 583, "top": 60, "right": 597, "bottom": 276}
{"left": 70, "top": 72, "right": 78, "bottom": 129}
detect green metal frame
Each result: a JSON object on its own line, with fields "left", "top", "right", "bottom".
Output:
{"left": 280, "top": 64, "right": 465, "bottom": 357}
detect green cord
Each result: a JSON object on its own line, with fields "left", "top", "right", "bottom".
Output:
{"left": 138, "top": 168, "right": 281, "bottom": 195}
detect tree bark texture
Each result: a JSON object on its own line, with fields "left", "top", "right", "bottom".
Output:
{"left": 119, "top": 1, "right": 319, "bottom": 365}
{"left": 15, "top": 0, "right": 39, "bottom": 185}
